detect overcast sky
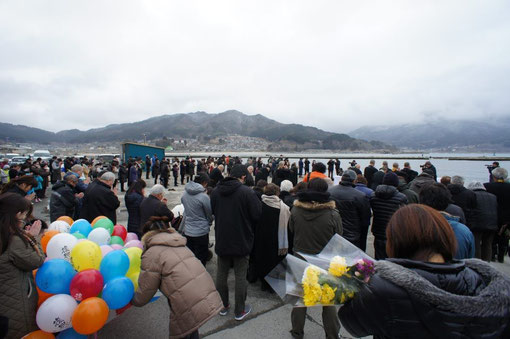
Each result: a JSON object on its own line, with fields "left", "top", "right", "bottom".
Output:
{"left": 1, "top": 1, "right": 509, "bottom": 134}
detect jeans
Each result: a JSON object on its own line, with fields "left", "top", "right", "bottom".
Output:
{"left": 216, "top": 255, "right": 249, "bottom": 315}
{"left": 473, "top": 230, "right": 495, "bottom": 262}
{"left": 374, "top": 237, "right": 387, "bottom": 260}
{"left": 290, "top": 306, "right": 340, "bottom": 339}
{"left": 185, "top": 234, "right": 209, "bottom": 266}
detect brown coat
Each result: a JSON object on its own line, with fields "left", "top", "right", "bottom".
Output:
{"left": 132, "top": 230, "right": 222, "bottom": 338}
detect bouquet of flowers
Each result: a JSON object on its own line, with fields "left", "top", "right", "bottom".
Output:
{"left": 265, "top": 234, "right": 374, "bottom": 307}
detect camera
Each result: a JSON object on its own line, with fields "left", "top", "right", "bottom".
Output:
{"left": 349, "top": 160, "right": 357, "bottom": 167}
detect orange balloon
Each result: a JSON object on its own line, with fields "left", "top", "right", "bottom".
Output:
{"left": 91, "top": 216, "right": 106, "bottom": 227}
{"left": 57, "top": 216, "right": 74, "bottom": 225}
{"left": 40, "top": 230, "right": 60, "bottom": 253}
{"left": 36, "top": 286, "right": 54, "bottom": 308}
{"left": 71, "top": 297, "right": 109, "bottom": 334}
{"left": 23, "top": 330, "right": 55, "bottom": 338}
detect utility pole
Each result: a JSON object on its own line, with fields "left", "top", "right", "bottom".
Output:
{"left": 142, "top": 133, "right": 147, "bottom": 144}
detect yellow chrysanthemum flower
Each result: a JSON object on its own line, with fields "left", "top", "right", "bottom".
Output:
{"left": 303, "top": 282, "right": 322, "bottom": 306}
{"left": 302, "top": 265, "right": 320, "bottom": 285}
{"left": 320, "top": 284, "right": 337, "bottom": 304}
{"left": 328, "top": 256, "right": 348, "bottom": 277}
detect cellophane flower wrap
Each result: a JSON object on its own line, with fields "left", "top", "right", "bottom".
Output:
{"left": 265, "top": 234, "right": 374, "bottom": 307}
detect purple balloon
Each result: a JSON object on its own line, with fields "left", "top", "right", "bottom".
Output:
{"left": 111, "top": 244, "right": 124, "bottom": 250}
{"left": 100, "top": 245, "right": 114, "bottom": 258}
{"left": 125, "top": 232, "right": 139, "bottom": 242}
{"left": 125, "top": 240, "right": 143, "bottom": 250}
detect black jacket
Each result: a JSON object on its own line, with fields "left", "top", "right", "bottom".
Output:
{"left": 255, "top": 167, "right": 269, "bottom": 184}
{"left": 209, "top": 168, "right": 224, "bottom": 187}
{"left": 370, "top": 170, "right": 386, "bottom": 190}
{"left": 274, "top": 168, "right": 291, "bottom": 187}
{"left": 400, "top": 167, "right": 418, "bottom": 183}
{"left": 339, "top": 258, "right": 510, "bottom": 339}
{"left": 328, "top": 183, "right": 371, "bottom": 248}
{"left": 211, "top": 177, "right": 262, "bottom": 257}
{"left": 447, "top": 184, "right": 477, "bottom": 229}
{"left": 470, "top": 189, "right": 498, "bottom": 232}
{"left": 139, "top": 195, "right": 174, "bottom": 230}
{"left": 484, "top": 182, "right": 510, "bottom": 226}
{"left": 364, "top": 165, "right": 378, "bottom": 188}
{"left": 125, "top": 191, "right": 144, "bottom": 234}
{"left": 370, "top": 185, "right": 408, "bottom": 239}
{"left": 118, "top": 166, "right": 128, "bottom": 182}
{"left": 49, "top": 181, "right": 78, "bottom": 222}
{"left": 409, "top": 173, "right": 435, "bottom": 194}
{"left": 80, "top": 179, "right": 120, "bottom": 224}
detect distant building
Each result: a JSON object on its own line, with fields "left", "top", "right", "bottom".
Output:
{"left": 121, "top": 142, "right": 165, "bottom": 162}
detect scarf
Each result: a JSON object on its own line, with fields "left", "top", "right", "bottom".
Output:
{"left": 261, "top": 194, "right": 291, "bottom": 255}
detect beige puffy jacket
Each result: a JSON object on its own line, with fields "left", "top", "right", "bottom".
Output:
{"left": 132, "top": 230, "right": 222, "bottom": 338}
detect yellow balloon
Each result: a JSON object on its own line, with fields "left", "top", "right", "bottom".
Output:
{"left": 70, "top": 240, "right": 102, "bottom": 271}
{"left": 127, "top": 272, "right": 140, "bottom": 291}
{"left": 124, "top": 247, "right": 142, "bottom": 276}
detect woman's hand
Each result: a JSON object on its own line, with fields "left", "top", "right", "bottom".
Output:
{"left": 25, "top": 192, "right": 35, "bottom": 201}
{"left": 26, "top": 220, "right": 42, "bottom": 237}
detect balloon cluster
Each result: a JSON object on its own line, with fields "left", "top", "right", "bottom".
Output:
{"left": 27, "top": 216, "right": 143, "bottom": 338}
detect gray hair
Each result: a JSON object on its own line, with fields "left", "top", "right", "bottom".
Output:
{"left": 280, "top": 180, "right": 293, "bottom": 192}
{"left": 100, "top": 172, "right": 115, "bottom": 182}
{"left": 467, "top": 181, "right": 485, "bottom": 191}
{"left": 150, "top": 184, "right": 165, "bottom": 196}
{"left": 492, "top": 167, "right": 508, "bottom": 180}
{"left": 451, "top": 175, "right": 464, "bottom": 186}
{"left": 71, "top": 164, "right": 83, "bottom": 173}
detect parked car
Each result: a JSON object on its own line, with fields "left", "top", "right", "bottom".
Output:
{"left": 5, "top": 153, "right": 20, "bottom": 162}
{"left": 32, "top": 150, "right": 52, "bottom": 161}
{"left": 10, "top": 156, "right": 29, "bottom": 165}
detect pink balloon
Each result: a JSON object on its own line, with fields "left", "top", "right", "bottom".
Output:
{"left": 125, "top": 232, "right": 138, "bottom": 242}
{"left": 100, "top": 245, "right": 113, "bottom": 258}
{"left": 124, "top": 240, "right": 143, "bottom": 250}
{"left": 111, "top": 244, "right": 124, "bottom": 250}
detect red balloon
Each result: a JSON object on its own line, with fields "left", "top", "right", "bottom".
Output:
{"left": 69, "top": 269, "right": 104, "bottom": 302}
{"left": 112, "top": 225, "right": 128, "bottom": 241}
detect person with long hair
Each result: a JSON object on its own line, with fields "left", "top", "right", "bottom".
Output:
{"left": 338, "top": 204, "right": 510, "bottom": 338}
{"left": 0, "top": 193, "right": 45, "bottom": 338}
{"left": 125, "top": 180, "right": 147, "bottom": 238}
{"left": 132, "top": 216, "right": 222, "bottom": 339}
{"left": 1, "top": 175, "right": 38, "bottom": 201}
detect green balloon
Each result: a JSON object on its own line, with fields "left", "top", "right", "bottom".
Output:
{"left": 93, "top": 217, "right": 114, "bottom": 235}
{"left": 72, "top": 232, "right": 86, "bottom": 239}
{"left": 110, "top": 235, "right": 125, "bottom": 246}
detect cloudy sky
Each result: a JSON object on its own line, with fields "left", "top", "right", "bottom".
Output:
{"left": 1, "top": 1, "right": 509, "bottom": 133}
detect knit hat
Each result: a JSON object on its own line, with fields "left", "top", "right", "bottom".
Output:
{"left": 230, "top": 164, "right": 248, "bottom": 179}
{"left": 341, "top": 170, "right": 357, "bottom": 183}
{"left": 382, "top": 172, "right": 399, "bottom": 187}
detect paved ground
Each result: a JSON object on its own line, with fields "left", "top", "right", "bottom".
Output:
{"left": 33, "top": 178, "right": 510, "bottom": 339}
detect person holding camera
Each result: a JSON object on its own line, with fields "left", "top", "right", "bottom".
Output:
{"left": 420, "top": 161, "right": 437, "bottom": 181}
{"left": 486, "top": 161, "right": 500, "bottom": 183}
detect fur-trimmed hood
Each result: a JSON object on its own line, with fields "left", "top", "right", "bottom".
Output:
{"left": 376, "top": 259, "right": 510, "bottom": 318}
{"left": 293, "top": 199, "right": 336, "bottom": 211}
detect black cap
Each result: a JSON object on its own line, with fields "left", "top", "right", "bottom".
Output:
{"left": 230, "top": 164, "right": 248, "bottom": 179}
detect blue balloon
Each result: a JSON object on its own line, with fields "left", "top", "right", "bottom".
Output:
{"left": 36, "top": 259, "right": 76, "bottom": 294}
{"left": 70, "top": 219, "right": 92, "bottom": 237}
{"left": 57, "top": 327, "right": 87, "bottom": 339}
{"left": 100, "top": 250, "right": 129, "bottom": 283}
{"left": 102, "top": 277, "right": 134, "bottom": 309}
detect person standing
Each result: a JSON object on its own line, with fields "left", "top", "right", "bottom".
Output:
{"left": 172, "top": 162, "right": 179, "bottom": 187}
{"left": 484, "top": 167, "right": 510, "bottom": 263}
{"left": 125, "top": 180, "right": 146, "bottom": 238}
{"left": 80, "top": 172, "right": 120, "bottom": 224}
{"left": 304, "top": 158, "right": 310, "bottom": 175}
{"left": 49, "top": 173, "right": 82, "bottom": 222}
{"left": 363, "top": 160, "right": 377, "bottom": 188}
{"left": 467, "top": 181, "right": 498, "bottom": 262}
{"left": 118, "top": 163, "right": 128, "bottom": 192}
{"left": 181, "top": 173, "right": 213, "bottom": 267}
{"left": 152, "top": 159, "right": 160, "bottom": 185}
{"left": 289, "top": 178, "right": 342, "bottom": 339}
{"left": 160, "top": 160, "right": 170, "bottom": 189}
{"left": 211, "top": 165, "right": 262, "bottom": 321}
{"left": 298, "top": 158, "right": 304, "bottom": 177}
{"left": 139, "top": 184, "right": 174, "bottom": 228}
{"left": 0, "top": 193, "right": 45, "bottom": 338}
{"left": 145, "top": 155, "right": 151, "bottom": 180}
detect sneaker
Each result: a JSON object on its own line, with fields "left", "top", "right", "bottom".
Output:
{"left": 219, "top": 304, "right": 230, "bottom": 316}
{"left": 235, "top": 304, "right": 252, "bottom": 321}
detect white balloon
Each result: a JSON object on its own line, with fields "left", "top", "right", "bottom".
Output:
{"left": 88, "top": 227, "right": 111, "bottom": 246}
{"left": 48, "top": 220, "right": 71, "bottom": 233}
{"left": 36, "top": 294, "right": 77, "bottom": 333}
{"left": 46, "top": 233, "right": 78, "bottom": 262}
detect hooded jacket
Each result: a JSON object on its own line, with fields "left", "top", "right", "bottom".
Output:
{"left": 441, "top": 213, "right": 475, "bottom": 260}
{"left": 289, "top": 198, "right": 342, "bottom": 255}
{"left": 338, "top": 258, "right": 510, "bottom": 339}
{"left": 370, "top": 185, "right": 408, "bottom": 239}
{"left": 447, "top": 184, "right": 477, "bottom": 229}
{"left": 470, "top": 189, "right": 498, "bottom": 232}
{"left": 181, "top": 181, "right": 213, "bottom": 237}
{"left": 328, "top": 183, "right": 370, "bottom": 247}
{"left": 409, "top": 173, "right": 435, "bottom": 194}
{"left": 0, "top": 235, "right": 45, "bottom": 339}
{"left": 80, "top": 179, "right": 120, "bottom": 224}
{"left": 132, "top": 231, "right": 222, "bottom": 339}
{"left": 397, "top": 180, "right": 419, "bottom": 204}
{"left": 49, "top": 180, "right": 78, "bottom": 222}
{"left": 210, "top": 177, "right": 262, "bottom": 256}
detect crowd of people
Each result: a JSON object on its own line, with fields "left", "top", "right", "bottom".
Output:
{"left": 0, "top": 153, "right": 509, "bottom": 338}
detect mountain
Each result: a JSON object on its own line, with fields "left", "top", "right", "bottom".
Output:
{"left": 0, "top": 122, "right": 58, "bottom": 144}
{"left": 349, "top": 118, "right": 510, "bottom": 151}
{"left": 0, "top": 110, "right": 394, "bottom": 151}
